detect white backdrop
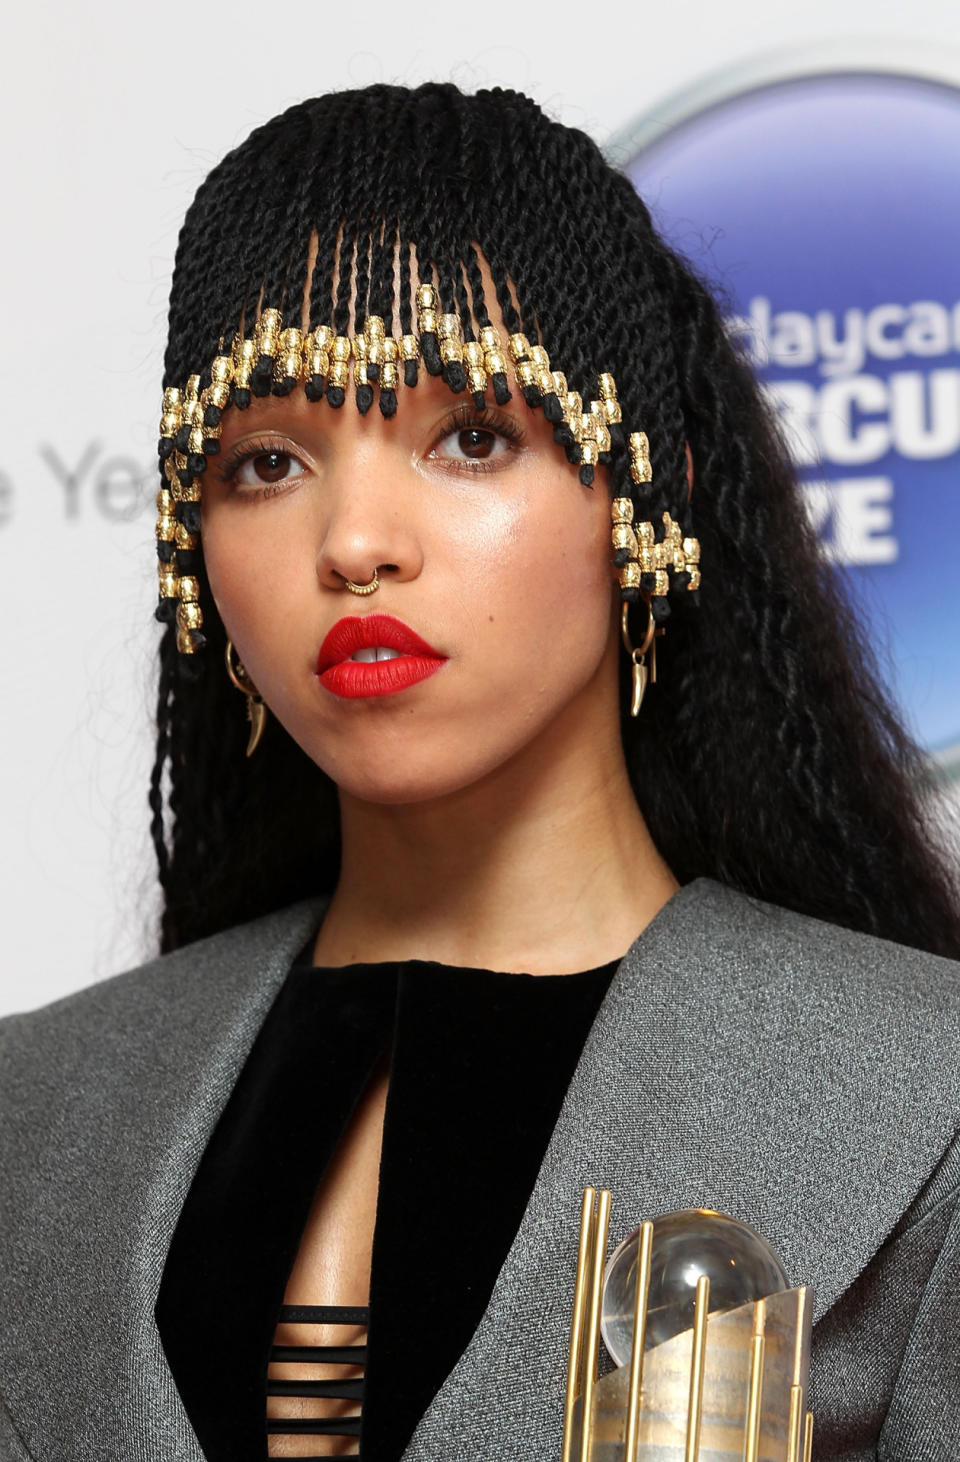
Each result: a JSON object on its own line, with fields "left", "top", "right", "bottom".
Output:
{"left": 4, "top": 0, "right": 960, "bottom": 1016}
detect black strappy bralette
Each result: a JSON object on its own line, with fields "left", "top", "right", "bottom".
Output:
{"left": 267, "top": 1303, "right": 367, "bottom": 1457}
{"left": 155, "top": 951, "right": 620, "bottom": 1461}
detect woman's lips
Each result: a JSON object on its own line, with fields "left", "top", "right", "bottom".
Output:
{"left": 316, "top": 613, "right": 447, "bottom": 699}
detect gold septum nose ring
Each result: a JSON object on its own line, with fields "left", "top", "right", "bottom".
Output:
{"left": 343, "top": 571, "right": 380, "bottom": 595}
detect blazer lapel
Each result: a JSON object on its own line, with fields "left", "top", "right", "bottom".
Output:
{"left": 403, "top": 877, "right": 960, "bottom": 1462}
{"left": 0, "top": 898, "right": 325, "bottom": 1462}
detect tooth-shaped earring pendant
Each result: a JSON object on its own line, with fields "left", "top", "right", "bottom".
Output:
{"left": 245, "top": 696, "right": 267, "bottom": 757}
{"left": 630, "top": 653, "right": 648, "bottom": 718}
{"left": 621, "top": 598, "right": 658, "bottom": 719}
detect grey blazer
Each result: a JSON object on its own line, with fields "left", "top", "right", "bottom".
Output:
{"left": 2, "top": 878, "right": 959, "bottom": 1461}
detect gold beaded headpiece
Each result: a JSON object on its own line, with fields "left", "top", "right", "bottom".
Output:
{"left": 156, "top": 285, "right": 701, "bottom": 655}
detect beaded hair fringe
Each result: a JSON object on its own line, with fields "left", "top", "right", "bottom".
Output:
{"left": 156, "top": 285, "right": 701, "bottom": 655}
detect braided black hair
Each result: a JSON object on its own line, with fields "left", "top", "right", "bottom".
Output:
{"left": 152, "top": 81, "right": 960, "bottom": 957}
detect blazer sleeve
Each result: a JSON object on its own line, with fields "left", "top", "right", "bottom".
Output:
{"left": 0, "top": 1395, "right": 34, "bottom": 1462}
{"left": 879, "top": 1133, "right": 960, "bottom": 1460}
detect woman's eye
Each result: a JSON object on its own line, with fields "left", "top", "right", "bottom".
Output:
{"left": 432, "top": 426, "right": 511, "bottom": 465}
{"left": 234, "top": 449, "right": 304, "bottom": 487}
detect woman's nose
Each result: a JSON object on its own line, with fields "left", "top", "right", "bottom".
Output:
{"left": 314, "top": 446, "right": 425, "bottom": 593}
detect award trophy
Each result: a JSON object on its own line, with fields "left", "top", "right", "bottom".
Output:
{"left": 561, "top": 1189, "right": 814, "bottom": 1462}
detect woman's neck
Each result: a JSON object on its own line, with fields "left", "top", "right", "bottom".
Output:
{"left": 311, "top": 708, "right": 678, "bottom": 975}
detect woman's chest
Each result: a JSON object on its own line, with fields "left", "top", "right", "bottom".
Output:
{"left": 267, "top": 1064, "right": 390, "bottom": 1457}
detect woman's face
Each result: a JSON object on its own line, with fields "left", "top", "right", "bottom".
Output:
{"left": 200, "top": 366, "right": 623, "bottom": 805}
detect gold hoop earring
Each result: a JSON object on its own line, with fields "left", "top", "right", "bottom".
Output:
{"left": 224, "top": 640, "right": 268, "bottom": 757}
{"left": 343, "top": 571, "right": 379, "bottom": 595}
{"left": 620, "top": 596, "right": 661, "bottom": 718}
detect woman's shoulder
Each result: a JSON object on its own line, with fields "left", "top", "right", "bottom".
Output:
{"left": 0, "top": 897, "right": 325, "bottom": 1094}
{"left": 667, "top": 874, "right": 960, "bottom": 1011}
{"left": 621, "top": 876, "right": 960, "bottom": 1113}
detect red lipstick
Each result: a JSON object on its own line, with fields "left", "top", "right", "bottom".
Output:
{"left": 316, "top": 613, "right": 447, "bottom": 699}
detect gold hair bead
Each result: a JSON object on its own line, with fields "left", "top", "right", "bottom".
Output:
{"left": 508, "top": 333, "right": 531, "bottom": 362}
{"left": 401, "top": 333, "right": 420, "bottom": 363}
{"left": 628, "top": 430, "right": 653, "bottom": 484}
{"left": 598, "top": 372, "right": 622, "bottom": 425}
{"left": 274, "top": 327, "right": 303, "bottom": 384}
{"left": 158, "top": 568, "right": 179, "bottom": 600}
{"left": 612, "top": 522, "right": 639, "bottom": 555}
{"left": 415, "top": 283, "right": 438, "bottom": 337}
{"left": 586, "top": 401, "right": 611, "bottom": 453}
{"left": 635, "top": 520, "right": 655, "bottom": 574}
{"left": 328, "top": 335, "right": 351, "bottom": 390}
{"left": 156, "top": 488, "right": 173, "bottom": 514}
{"left": 351, "top": 333, "right": 369, "bottom": 388}
{"left": 176, "top": 477, "right": 201, "bottom": 504}
{"left": 159, "top": 388, "right": 182, "bottom": 440}
{"left": 176, "top": 627, "right": 197, "bottom": 655}
{"left": 254, "top": 308, "right": 282, "bottom": 356}
{"left": 578, "top": 409, "right": 605, "bottom": 466}
{"left": 205, "top": 353, "right": 234, "bottom": 412}
{"left": 176, "top": 601, "right": 203, "bottom": 631}
{"left": 178, "top": 576, "right": 200, "bottom": 604}
{"left": 437, "top": 313, "right": 464, "bottom": 366}
{"left": 304, "top": 324, "right": 334, "bottom": 378}
{"left": 156, "top": 512, "right": 176, "bottom": 543}
{"left": 619, "top": 561, "right": 642, "bottom": 592}
{"left": 529, "top": 344, "right": 554, "bottom": 395}
{"left": 380, "top": 337, "right": 399, "bottom": 392}
{"left": 364, "top": 315, "right": 386, "bottom": 369}
{"left": 480, "top": 325, "right": 508, "bottom": 376}
{"left": 463, "top": 340, "right": 487, "bottom": 395}
{"left": 210, "top": 353, "right": 234, "bottom": 387}
{"left": 232, "top": 336, "right": 257, "bottom": 390}
{"left": 565, "top": 390, "right": 584, "bottom": 429}
{"left": 175, "top": 522, "right": 198, "bottom": 552}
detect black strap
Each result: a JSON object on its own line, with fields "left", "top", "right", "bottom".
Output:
{"left": 270, "top": 1342, "right": 367, "bottom": 1364}
{"left": 279, "top": 1303, "right": 370, "bottom": 1325}
{"left": 267, "top": 1416, "right": 362, "bottom": 1437}
{"left": 268, "top": 1378, "right": 364, "bottom": 1401}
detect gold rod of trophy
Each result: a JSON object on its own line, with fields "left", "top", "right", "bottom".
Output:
{"left": 744, "top": 1328, "right": 765, "bottom": 1462}
{"left": 579, "top": 1188, "right": 611, "bottom": 1462}
{"left": 802, "top": 1411, "right": 814, "bottom": 1462}
{"left": 792, "top": 1289, "right": 809, "bottom": 1386}
{"left": 786, "top": 1384, "right": 804, "bottom": 1462}
{"left": 562, "top": 1188, "right": 598, "bottom": 1462}
{"left": 624, "top": 1220, "right": 654, "bottom": 1462}
{"left": 684, "top": 1273, "right": 710, "bottom": 1462}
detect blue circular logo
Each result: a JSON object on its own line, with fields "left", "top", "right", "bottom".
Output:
{"left": 620, "top": 65, "right": 960, "bottom": 758}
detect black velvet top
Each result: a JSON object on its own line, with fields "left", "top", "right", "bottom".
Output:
{"left": 155, "top": 947, "right": 621, "bottom": 1462}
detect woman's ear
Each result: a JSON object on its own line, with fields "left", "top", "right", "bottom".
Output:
{"left": 685, "top": 443, "right": 694, "bottom": 502}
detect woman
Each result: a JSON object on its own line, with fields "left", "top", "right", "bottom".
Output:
{"left": 1, "top": 82, "right": 959, "bottom": 1462}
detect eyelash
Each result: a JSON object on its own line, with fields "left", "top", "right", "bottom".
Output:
{"left": 217, "top": 435, "right": 299, "bottom": 497}
{"left": 216, "top": 405, "right": 527, "bottom": 498}
{"left": 429, "top": 404, "right": 526, "bottom": 472}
